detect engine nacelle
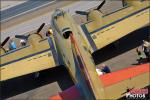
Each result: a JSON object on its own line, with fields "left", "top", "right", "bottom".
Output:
{"left": 52, "top": 9, "right": 73, "bottom": 39}
{"left": 88, "top": 10, "right": 103, "bottom": 25}
{"left": 0, "top": 47, "right": 6, "bottom": 55}
{"left": 62, "top": 28, "right": 72, "bottom": 39}
{"left": 28, "top": 34, "right": 43, "bottom": 46}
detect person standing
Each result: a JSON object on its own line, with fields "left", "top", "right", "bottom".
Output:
{"left": 96, "top": 66, "right": 103, "bottom": 76}
{"left": 46, "top": 28, "right": 53, "bottom": 37}
{"left": 100, "top": 64, "right": 111, "bottom": 74}
{"left": 136, "top": 47, "right": 144, "bottom": 64}
{"left": 9, "top": 39, "right": 17, "bottom": 50}
{"left": 142, "top": 40, "right": 150, "bottom": 61}
{"left": 20, "top": 39, "right": 27, "bottom": 46}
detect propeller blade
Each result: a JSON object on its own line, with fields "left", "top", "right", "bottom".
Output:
{"left": 1, "top": 37, "right": 10, "bottom": 47}
{"left": 37, "top": 23, "right": 45, "bottom": 34}
{"left": 15, "top": 35, "right": 28, "bottom": 40}
{"left": 122, "top": 0, "right": 127, "bottom": 7}
{"left": 96, "top": 0, "right": 106, "bottom": 10}
{"left": 75, "top": 11, "right": 88, "bottom": 15}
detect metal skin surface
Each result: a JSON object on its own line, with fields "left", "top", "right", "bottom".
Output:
{"left": 81, "top": 1, "right": 149, "bottom": 52}
{"left": 50, "top": 1, "right": 149, "bottom": 99}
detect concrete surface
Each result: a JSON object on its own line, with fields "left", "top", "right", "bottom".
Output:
{"left": 1, "top": 0, "right": 56, "bottom": 21}
{"left": 1, "top": 1, "right": 123, "bottom": 42}
{"left": 1, "top": 0, "right": 27, "bottom": 11}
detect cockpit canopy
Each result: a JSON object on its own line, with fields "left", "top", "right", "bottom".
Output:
{"left": 53, "top": 9, "right": 65, "bottom": 19}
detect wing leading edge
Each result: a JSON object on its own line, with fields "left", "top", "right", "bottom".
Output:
{"left": 81, "top": 2, "right": 149, "bottom": 52}
{"left": 100, "top": 63, "right": 149, "bottom": 99}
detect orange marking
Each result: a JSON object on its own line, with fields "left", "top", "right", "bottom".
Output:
{"left": 50, "top": 95, "right": 62, "bottom": 100}
{"left": 50, "top": 85, "right": 80, "bottom": 100}
{"left": 100, "top": 63, "right": 150, "bottom": 87}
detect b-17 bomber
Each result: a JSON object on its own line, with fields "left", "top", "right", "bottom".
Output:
{"left": 0, "top": 0, "right": 149, "bottom": 100}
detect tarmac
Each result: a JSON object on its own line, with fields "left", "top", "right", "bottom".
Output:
{"left": 1, "top": 1, "right": 27, "bottom": 11}
{"left": 1, "top": 0, "right": 55, "bottom": 21}
{"left": 1, "top": 1, "right": 122, "bottom": 42}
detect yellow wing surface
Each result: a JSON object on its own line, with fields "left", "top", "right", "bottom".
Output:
{"left": 0, "top": 37, "right": 59, "bottom": 81}
{"left": 50, "top": 63, "right": 149, "bottom": 99}
{"left": 81, "top": 1, "right": 149, "bottom": 52}
{"left": 100, "top": 63, "right": 149, "bottom": 99}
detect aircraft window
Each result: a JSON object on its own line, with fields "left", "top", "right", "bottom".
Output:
{"left": 54, "top": 9, "right": 64, "bottom": 18}
{"left": 92, "top": 35, "right": 97, "bottom": 39}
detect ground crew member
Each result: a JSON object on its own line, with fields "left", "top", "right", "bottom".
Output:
{"left": 100, "top": 64, "right": 111, "bottom": 73}
{"left": 136, "top": 47, "right": 144, "bottom": 64}
{"left": 9, "top": 39, "right": 17, "bottom": 50}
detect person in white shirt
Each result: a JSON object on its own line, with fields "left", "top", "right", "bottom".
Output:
{"left": 20, "top": 39, "right": 26, "bottom": 46}
{"left": 96, "top": 67, "right": 103, "bottom": 76}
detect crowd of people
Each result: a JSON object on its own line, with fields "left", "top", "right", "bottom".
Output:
{"left": 6, "top": 38, "right": 27, "bottom": 52}
{"left": 7, "top": 29, "right": 53, "bottom": 52}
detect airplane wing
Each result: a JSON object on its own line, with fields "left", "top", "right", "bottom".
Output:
{"left": 100, "top": 63, "right": 150, "bottom": 99}
{"left": 50, "top": 85, "right": 81, "bottom": 100}
{"left": 0, "top": 37, "right": 60, "bottom": 81}
{"left": 49, "top": 63, "right": 149, "bottom": 100}
{"left": 80, "top": 2, "right": 149, "bottom": 52}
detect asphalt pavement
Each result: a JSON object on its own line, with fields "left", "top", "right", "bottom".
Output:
{"left": 0, "top": 0, "right": 55, "bottom": 21}
{"left": 1, "top": 1, "right": 123, "bottom": 42}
